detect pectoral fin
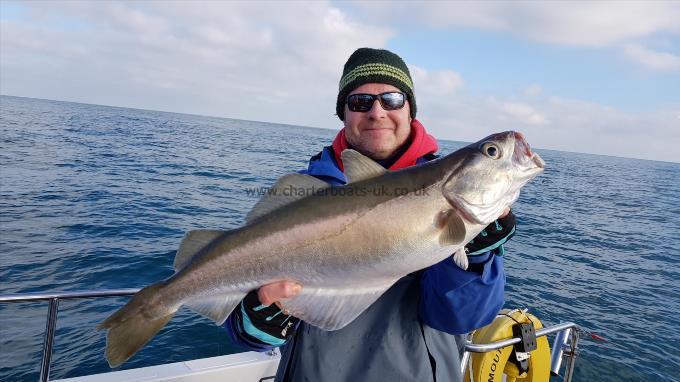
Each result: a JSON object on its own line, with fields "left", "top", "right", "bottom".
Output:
{"left": 437, "top": 210, "right": 467, "bottom": 247}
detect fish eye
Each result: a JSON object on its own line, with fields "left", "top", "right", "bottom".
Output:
{"left": 481, "top": 142, "right": 501, "bottom": 159}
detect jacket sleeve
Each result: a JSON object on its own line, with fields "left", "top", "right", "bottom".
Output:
{"left": 223, "top": 290, "right": 300, "bottom": 352}
{"left": 418, "top": 212, "right": 516, "bottom": 335}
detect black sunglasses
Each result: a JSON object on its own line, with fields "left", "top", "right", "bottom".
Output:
{"left": 346, "top": 92, "right": 406, "bottom": 112}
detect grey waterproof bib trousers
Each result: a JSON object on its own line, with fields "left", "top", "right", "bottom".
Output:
{"left": 275, "top": 273, "right": 463, "bottom": 382}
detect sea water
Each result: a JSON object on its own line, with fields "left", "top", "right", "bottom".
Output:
{"left": 1, "top": 95, "right": 678, "bottom": 381}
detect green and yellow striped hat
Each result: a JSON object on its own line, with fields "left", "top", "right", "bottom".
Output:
{"left": 336, "top": 48, "right": 416, "bottom": 121}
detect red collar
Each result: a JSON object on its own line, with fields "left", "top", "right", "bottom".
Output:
{"left": 331, "top": 119, "right": 439, "bottom": 171}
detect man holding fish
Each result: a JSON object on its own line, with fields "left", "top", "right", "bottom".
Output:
{"left": 224, "top": 48, "right": 518, "bottom": 381}
{"left": 100, "top": 48, "right": 545, "bottom": 382}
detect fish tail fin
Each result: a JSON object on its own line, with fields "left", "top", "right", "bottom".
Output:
{"left": 98, "top": 282, "right": 176, "bottom": 368}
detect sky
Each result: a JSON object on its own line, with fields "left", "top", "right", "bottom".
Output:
{"left": 1, "top": 1, "right": 679, "bottom": 162}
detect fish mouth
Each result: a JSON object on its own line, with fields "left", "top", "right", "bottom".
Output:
{"left": 532, "top": 154, "right": 545, "bottom": 169}
{"left": 521, "top": 153, "right": 545, "bottom": 179}
{"left": 513, "top": 131, "right": 545, "bottom": 176}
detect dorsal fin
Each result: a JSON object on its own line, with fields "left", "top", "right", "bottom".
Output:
{"left": 245, "top": 173, "right": 329, "bottom": 224}
{"left": 341, "top": 149, "right": 386, "bottom": 183}
{"left": 174, "top": 230, "right": 224, "bottom": 271}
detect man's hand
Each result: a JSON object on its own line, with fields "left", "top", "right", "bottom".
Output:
{"left": 235, "top": 282, "right": 303, "bottom": 344}
{"left": 499, "top": 207, "right": 511, "bottom": 219}
{"left": 258, "top": 281, "right": 303, "bottom": 309}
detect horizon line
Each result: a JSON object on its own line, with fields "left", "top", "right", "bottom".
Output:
{"left": 2, "top": 93, "right": 677, "bottom": 165}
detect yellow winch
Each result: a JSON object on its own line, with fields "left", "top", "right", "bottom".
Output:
{"left": 464, "top": 309, "right": 552, "bottom": 382}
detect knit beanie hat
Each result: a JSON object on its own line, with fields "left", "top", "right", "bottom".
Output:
{"left": 336, "top": 48, "right": 416, "bottom": 121}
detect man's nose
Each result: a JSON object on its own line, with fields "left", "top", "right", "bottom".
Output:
{"left": 367, "top": 99, "right": 387, "bottom": 118}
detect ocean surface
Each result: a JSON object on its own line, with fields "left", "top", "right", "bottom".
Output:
{"left": 0, "top": 95, "right": 678, "bottom": 381}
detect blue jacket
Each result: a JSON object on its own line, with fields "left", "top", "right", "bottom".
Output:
{"left": 225, "top": 146, "right": 509, "bottom": 351}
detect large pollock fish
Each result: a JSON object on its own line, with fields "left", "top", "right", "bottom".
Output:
{"left": 99, "top": 131, "right": 545, "bottom": 367}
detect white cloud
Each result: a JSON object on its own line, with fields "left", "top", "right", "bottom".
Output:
{"left": 349, "top": 1, "right": 680, "bottom": 71}
{"left": 623, "top": 44, "right": 680, "bottom": 71}
{"left": 498, "top": 101, "right": 548, "bottom": 126}
{"left": 416, "top": 91, "right": 679, "bottom": 163}
{"left": 508, "top": 2, "right": 680, "bottom": 47}
{"left": 351, "top": 1, "right": 680, "bottom": 47}
{"left": 409, "top": 65, "right": 463, "bottom": 96}
{"left": 0, "top": 1, "right": 393, "bottom": 128}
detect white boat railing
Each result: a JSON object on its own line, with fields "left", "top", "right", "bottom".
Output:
{"left": 0, "top": 290, "right": 580, "bottom": 382}
{"left": 0, "top": 289, "right": 140, "bottom": 382}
